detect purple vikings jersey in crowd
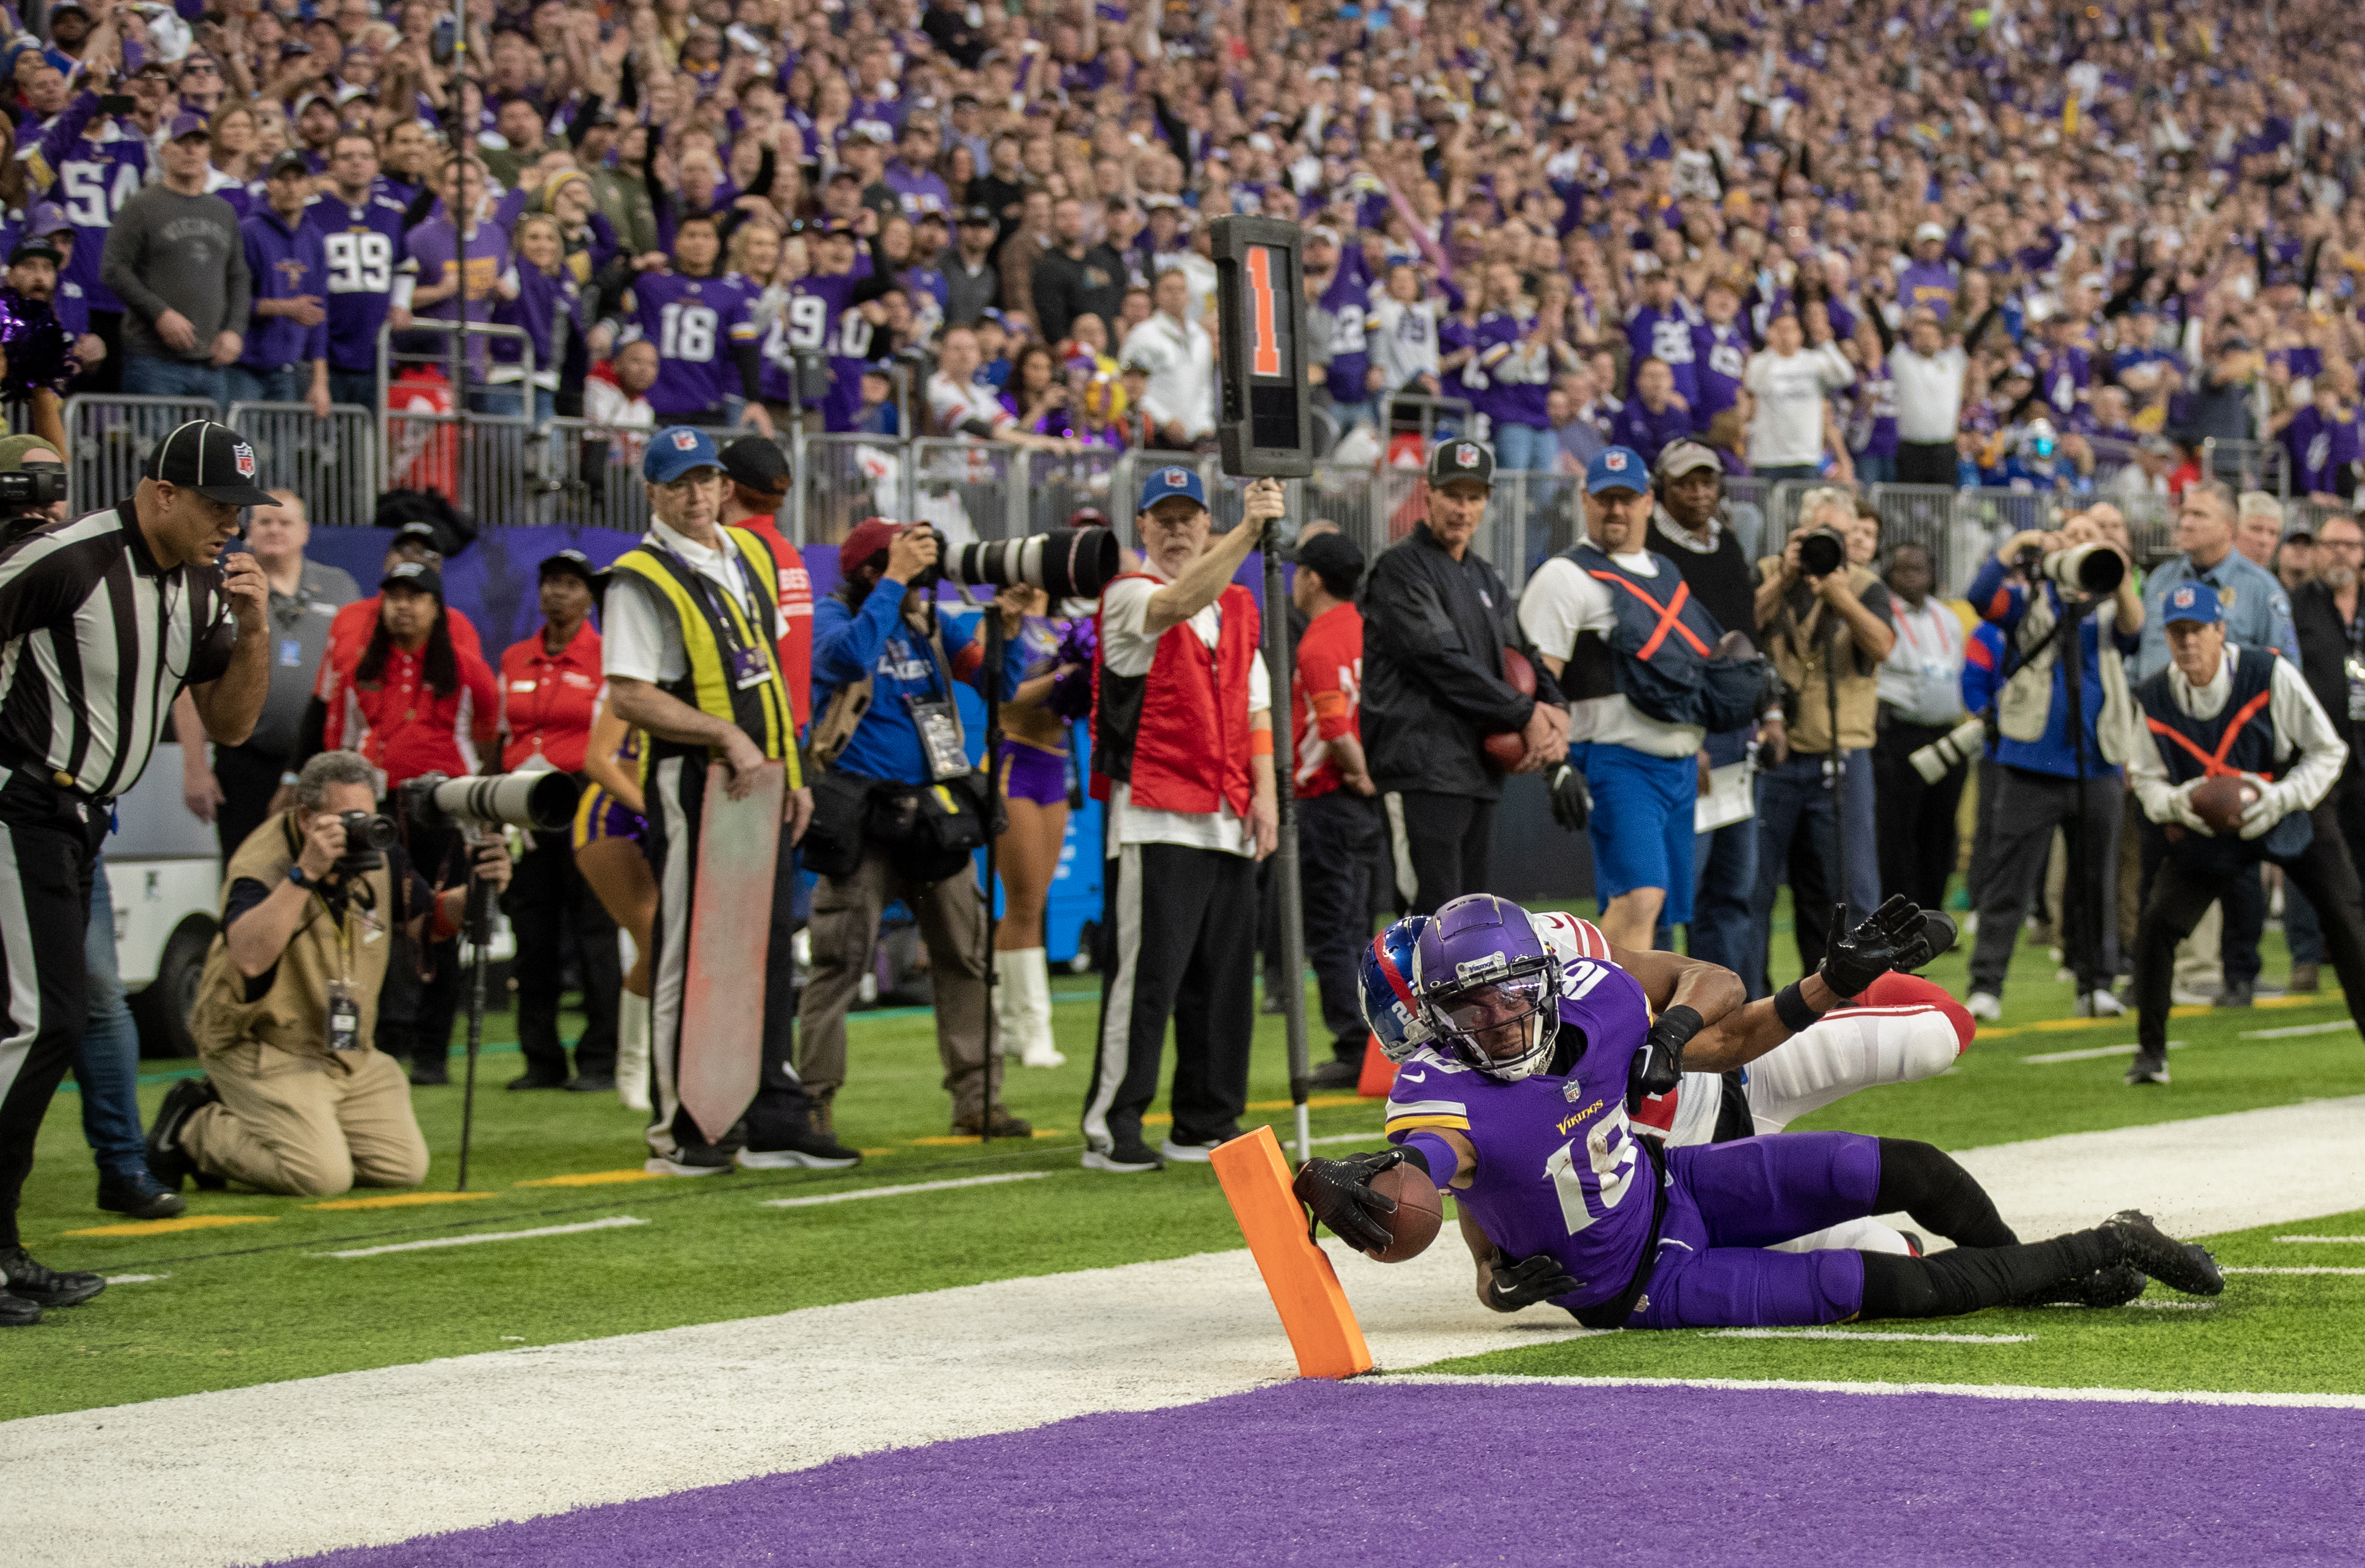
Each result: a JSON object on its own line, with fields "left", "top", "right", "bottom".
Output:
{"left": 304, "top": 192, "right": 411, "bottom": 374}
{"left": 1691, "top": 319, "right": 1750, "bottom": 431}
{"left": 1625, "top": 296, "right": 1704, "bottom": 405}
{"left": 630, "top": 272, "right": 755, "bottom": 417}
{"left": 768, "top": 270, "right": 873, "bottom": 430}
{"left": 50, "top": 127, "right": 147, "bottom": 314}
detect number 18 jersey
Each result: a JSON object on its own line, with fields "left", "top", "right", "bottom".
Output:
{"left": 1384, "top": 915, "right": 1656, "bottom": 1312}
{"left": 631, "top": 272, "right": 756, "bottom": 418}
{"left": 304, "top": 193, "right": 412, "bottom": 375}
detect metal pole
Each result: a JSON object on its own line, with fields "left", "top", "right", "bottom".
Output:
{"left": 1261, "top": 498, "right": 1311, "bottom": 1160}
{"left": 980, "top": 608, "right": 1004, "bottom": 1143}
{"left": 444, "top": 0, "right": 469, "bottom": 511}
{"left": 454, "top": 850, "right": 492, "bottom": 1191}
{"left": 1821, "top": 610, "right": 1848, "bottom": 942}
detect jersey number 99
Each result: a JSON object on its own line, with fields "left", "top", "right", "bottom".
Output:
{"left": 324, "top": 232, "right": 393, "bottom": 294}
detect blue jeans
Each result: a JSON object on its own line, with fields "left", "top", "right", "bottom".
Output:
{"left": 1689, "top": 729, "right": 1765, "bottom": 996}
{"left": 72, "top": 858, "right": 147, "bottom": 1180}
{"left": 1854, "top": 450, "right": 1898, "bottom": 484}
{"left": 1492, "top": 421, "right": 1554, "bottom": 472}
{"left": 121, "top": 354, "right": 228, "bottom": 407}
{"left": 1752, "top": 749, "right": 1882, "bottom": 979}
{"left": 224, "top": 364, "right": 303, "bottom": 406}
{"left": 1326, "top": 398, "right": 1375, "bottom": 438}
{"left": 2284, "top": 872, "right": 2325, "bottom": 966}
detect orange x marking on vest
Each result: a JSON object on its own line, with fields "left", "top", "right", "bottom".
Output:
{"left": 1587, "top": 572, "right": 1711, "bottom": 661}
{"left": 2146, "top": 688, "right": 2274, "bottom": 778}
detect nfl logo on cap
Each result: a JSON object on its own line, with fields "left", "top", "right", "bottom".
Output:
{"left": 673, "top": 431, "right": 699, "bottom": 451}
{"left": 1456, "top": 444, "right": 1479, "bottom": 468}
{"left": 1605, "top": 451, "right": 1627, "bottom": 472}
{"left": 1164, "top": 467, "right": 1188, "bottom": 487}
{"left": 234, "top": 442, "right": 256, "bottom": 478}
{"left": 2173, "top": 587, "right": 2194, "bottom": 609}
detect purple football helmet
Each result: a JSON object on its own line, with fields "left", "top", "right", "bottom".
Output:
{"left": 1411, "top": 893, "right": 1561, "bottom": 1081}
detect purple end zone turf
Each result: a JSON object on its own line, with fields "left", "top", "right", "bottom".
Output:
{"left": 280, "top": 1380, "right": 2365, "bottom": 1567}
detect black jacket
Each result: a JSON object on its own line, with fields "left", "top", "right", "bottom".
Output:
{"left": 1362, "top": 522, "right": 1566, "bottom": 800}
{"left": 2289, "top": 579, "right": 2363, "bottom": 771}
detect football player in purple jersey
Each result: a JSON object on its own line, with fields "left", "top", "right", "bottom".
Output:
{"left": 608, "top": 214, "right": 771, "bottom": 436}
{"left": 1303, "top": 893, "right": 2224, "bottom": 1327}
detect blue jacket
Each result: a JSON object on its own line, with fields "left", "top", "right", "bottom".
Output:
{"left": 1966, "top": 555, "right": 2138, "bottom": 779}
{"left": 812, "top": 580, "right": 1028, "bottom": 784}
{"left": 239, "top": 206, "right": 329, "bottom": 370}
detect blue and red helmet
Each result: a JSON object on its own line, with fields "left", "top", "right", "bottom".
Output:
{"left": 1412, "top": 893, "right": 1561, "bottom": 1081}
{"left": 1359, "top": 917, "right": 1434, "bottom": 1062}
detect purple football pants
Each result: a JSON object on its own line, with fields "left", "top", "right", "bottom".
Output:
{"left": 1631, "top": 1132, "right": 1880, "bottom": 1329}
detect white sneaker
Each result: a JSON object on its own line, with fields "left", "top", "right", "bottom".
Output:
{"left": 1159, "top": 1136, "right": 1224, "bottom": 1163}
{"left": 2078, "top": 989, "right": 2126, "bottom": 1018}
{"left": 1965, "top": 991, "right": 2003, "bottom": 1022}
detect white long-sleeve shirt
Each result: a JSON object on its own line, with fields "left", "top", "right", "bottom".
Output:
{"left": 1888, "top": 341, "right": 1968, "bottom": 444}
{"left": 1369, "top": 296, "right": 1442, "bottom": 390}
{"left": 1121, "top": 311, "right": 1216, "bottom": 438}
{"left": 2127, "top": 644, "right": 2347, "bottom": 835}
{"left": 1743, "top": 341, "right": 1855, "bottom": 467}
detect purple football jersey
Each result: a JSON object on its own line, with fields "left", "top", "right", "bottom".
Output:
{"left": 1385, "top": 945, "right": 1656, "bottom": 1311}
{"left": 631, "top": 271, "right": 755, "bottom": 417}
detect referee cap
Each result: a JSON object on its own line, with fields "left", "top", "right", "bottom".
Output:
{"left": 150, "top": 420, "right": 275, "bottom": 508}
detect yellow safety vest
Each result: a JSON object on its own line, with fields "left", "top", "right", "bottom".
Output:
{"left": 607, "top": 526, "right": 802, "bottom": 787}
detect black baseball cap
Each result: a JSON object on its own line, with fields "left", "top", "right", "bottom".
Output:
{"left": 7, "top": 237, "right": 62, "bottom": 268}
{"left": 957, "top": 204, "right": 996, "bottom": 227}
{"left": 538, "top": 549, "right": 597, "bottom": 586}
{"left": 391, "top": 520, "right": 443, "bottom": 555}
{"left": 380, "top": 560, "right": 444, "bottom": 598}
{"left": 1292, "top": 530, "right": 1366, "bottom": 597}
{"left": 719, "top": 435, "right": 790, "bottom": 494}
{"left": 266, "top": 150, "right": 313, "bottom": 180}
{"left": 1426, "top": 437, "right": 1495, "bottom": 488}
{"left": 150, "top": 420, "right": 275, "bottom": 507}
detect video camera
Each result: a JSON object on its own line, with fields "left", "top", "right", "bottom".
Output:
{"left": 0, "top": 465, "right": 67, "bottom": 510}
{"left": 902, "top": 524, "right": 1121, "bottom": 601}
{"left": 395, "top": 769, "right": 580, "bottom": 834}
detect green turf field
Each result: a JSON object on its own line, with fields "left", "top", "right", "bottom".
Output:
{"left": 6, "top": 913, "right": 2361, "bottom": 1422}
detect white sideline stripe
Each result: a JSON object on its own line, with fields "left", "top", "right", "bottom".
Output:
{"left": 2222, "top": 1267, "right": 2365, "bottom": 1276}
{"left": 1704, "top": 1329, "right": 2033, "bottom": 1344}
{"left": 2241, "top": 1019, "right": 2357, "bottom": 1039}
{"left": 102, "top": 1273, "right": 168, "bottom": 1285}
{"left": 9, "top": 1096, "right": 2365, "bottom": 1568}
{"left": 319, "top": 1217, "right": 646, "bottom": 1259}
{"left": 760, "top": 1174, "right": 1049, "bottom": 1208}
{"left": 1370, "top": 1372, "right": 2365, "bottom": 1410}
{"left": 2021, "top": 1040, "right": 2185, "bottom": 1065}
{"left": 1306, "top": 1130, "right": 1390, "bottom": 1147}
{"left": 2127, "top": 1301, "right": 2215, "bottom": 1310}
{"left": 2276, "top": 1236, "right": 2365, "bottom": 1244}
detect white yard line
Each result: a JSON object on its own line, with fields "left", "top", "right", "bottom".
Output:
{"left": 2021, "top": 1040, "right": 2185, "bottom": 1065}
{"left": 7, "top": 1096, "right": 2364, "bottom": 1568}
{"left": 1371, "top": 1372, "right": 2365, "bottom": 1410}
{"left": 2241, "top": 1019, "right": 2357, "bottom": 1039}
{"left": 1703, "top": 1329, "right": 2032, "bottom": 1344}
{"left": 760, "top": 1173, "right": 1049, "bottom": 1208}
{"left": 2222, "top": 1267, "right": 2365, "bottom": 1276}
{"left": 2277, "top": 1236, "right": 2365, "bottom": 1244}
{"left": 318, "top": 1217, "right": 646, "bottom": 1260}
{"left": 2126, "top": 1301, "right": 2214, "bottom": 1310}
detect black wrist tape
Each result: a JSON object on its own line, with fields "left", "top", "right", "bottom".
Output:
{"left": 1773, "top": 981, "right": 1825, "bottom": 1035}
{"left": 1396, "top": 1142, "right": 1432, "bottom": 1178}
{"left": 1653, "top": 1004, "right": 1705, "bottom": 1049}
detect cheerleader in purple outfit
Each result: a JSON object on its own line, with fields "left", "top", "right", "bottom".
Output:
{"left": 993, "top": 593, "right": 1089, "bottom": 1068}
{"left": 576, "top": 689, "right": 657, "bottom": 1111}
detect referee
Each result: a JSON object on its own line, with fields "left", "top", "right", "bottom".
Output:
{"left": 0, "top": 420, "right": 270, "bottom": 1326}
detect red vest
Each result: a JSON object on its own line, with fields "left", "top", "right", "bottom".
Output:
{"left": 1091, "top": 575, "right": 1259, "bottom": 819}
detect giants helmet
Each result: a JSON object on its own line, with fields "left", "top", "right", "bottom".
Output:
{"left": 1412, "top": 893, "right": 1561, "bottom": 1081}
{"left": 1359, "top": 917, "right": 1433, "bottom": 1062}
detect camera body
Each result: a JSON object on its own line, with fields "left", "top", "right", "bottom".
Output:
{"left": 334, "top": 810, "right": 397, "bottom": 875}
{"left": 1796, "top": 527, "right": 1848, "bottom": 579}
{"left": 0, "top": 467, "right": 68, "bottom": 509}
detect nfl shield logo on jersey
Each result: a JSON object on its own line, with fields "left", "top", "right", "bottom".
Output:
{"left": 234, "top": 443, "right": 257, "bottom": 479}
{"left": 1564, "top": 1079, "right": 1584, "bottom": 1102}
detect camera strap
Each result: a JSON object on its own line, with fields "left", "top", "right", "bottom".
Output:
{"left": 654, "top": 536, "right": 771, "bottom": 691}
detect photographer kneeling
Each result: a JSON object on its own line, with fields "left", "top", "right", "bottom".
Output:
{"left": 145, "top": 752, "right": 512, "bottom": 1198}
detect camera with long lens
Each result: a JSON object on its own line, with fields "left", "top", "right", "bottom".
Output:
{"left": 1906, "top": 717, "right": 1988, "bottom": 784}
{"left": 2022, "top": 541, "right": 2126, "bottom": 597}
{"left": 396, "top": 769, "right": 581, "bottom": 833}
{"left": 333, "top": 810, "right": 397, "bottom": 875}
{"left": 906, "top": 524, "right": 1121, "bottom": 600}
{"left": 1796, "top": 527, "right": 1848, "bottom": 578}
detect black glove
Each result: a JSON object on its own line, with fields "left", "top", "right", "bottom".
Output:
{"left": 1292, "top": 1148, "right": 1403, "bottom": 1255}
{"left": 1819, "top": 895, "right": 1929, "bottom": 998}
{"left": 1485, "top": 1250, "right": 1582, "bottom": 1313}
{"left": 1890, "top": 909, "right": 1960, "bottom": 974}
{"left": 1627, "top": 1004, "right": 1701, "bottom": 1108}
{"left": 1548, "top": 763, "right": 1591, "bottom": 832}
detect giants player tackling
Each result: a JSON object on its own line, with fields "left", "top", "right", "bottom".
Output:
{"left": 1300, "top": 894, "right": 2223, "bottom": 1327}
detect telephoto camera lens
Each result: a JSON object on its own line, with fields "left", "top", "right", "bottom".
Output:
{"left": 400, "top": 771, "right": 580, "bottom": 832}
{"left": 1907, "top": 718, "right": 1988, "bottom": 784}
{"left": 2043, "top": 541, "right": 2126, "bottom": 597}
{"left": 947, "top": 528, "right": 1121, "bottom": 600}
{"left": 1796, "top": 528, "right": 1847, "bottom": 578}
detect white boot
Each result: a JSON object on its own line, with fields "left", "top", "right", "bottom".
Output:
{"left": 615, "top": 990, "right": 652, "bottom": 1112}
{"left": 992, "top": 950, "right": 1027, "bottom": 1059}
{"left": 1009, "top": 947, "right": 1064, "bottom": 1067}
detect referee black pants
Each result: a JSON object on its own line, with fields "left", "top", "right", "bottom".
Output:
{"left": 2133, "top": 804, "right": 2365, "bottom": 1055}
{"left": 1083, "top": 841, "right": 1254, "bottom": 1154}
{"left": 0, "top": 773, "right": 106, "bottom": 1249}
{"left": 1383, "top": 790, "right": 1495, "bottom": 915}
{"left": 1300, "top": 791, "right": 1383, "bottom": 1061}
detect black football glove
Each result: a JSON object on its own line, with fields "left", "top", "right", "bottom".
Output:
{"left": 1292, "top": 1148, "right": 1403, "bottom": 1255}
{"left": 1485, "top": 1250, "right": 1582, "bottom": 1313}
{"left": 1819, "top": 895, "right": 1929, "bottom": 998}
{"left": 1626, "top": 1004, "right": 1701, "bottom": 1109}
{"left": 1548, "top": 763, "right": 1592, "bottom": 833}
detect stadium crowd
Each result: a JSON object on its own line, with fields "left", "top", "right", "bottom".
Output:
{"left": 9, "top": 0, "right": 2365, "bottom": 1319}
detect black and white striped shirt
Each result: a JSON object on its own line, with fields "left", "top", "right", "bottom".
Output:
{"left": 0, "top": 504, "right": 236, "bottom": 802}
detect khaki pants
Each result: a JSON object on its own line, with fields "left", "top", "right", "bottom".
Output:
{"left": 797, "top": 846, "right": 998, "bottom": 1122}
{"left": 181, "top": 1043, "right": 428, "bottom": 1196}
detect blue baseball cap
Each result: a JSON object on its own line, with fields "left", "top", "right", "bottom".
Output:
{"left": 643, "top": 425, "right": 722, "bottom": 484}
{"left": 2162, "top": 580, "right": 2223, "bottom": 626}
{"left": 1586, "top": 446, "right": 1649, "bottom": 495}
{"left": 1136, "top": 463, "right": 1208, "bottom": 513}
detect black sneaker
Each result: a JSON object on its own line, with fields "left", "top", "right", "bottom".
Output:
{"left": 644, "top": 1144, "right": 736, "bottom": 1178}
{"left": 2016, "top": 1262, "right": 2149, "bottom": 1309}
{"left": 2124, "top": 1050, "right": 2170, "bottom": 1086}
{"left": 410, "top": 1053, "right": 451, "bottom": 1086}
{"left": 737, "top": 1127, "right": 862, "bottom": 1170}
{"left": 0, "top": 1289, "right": 37, "bottom": 1327}
{"left": 2101, "top": 1210, "right": 2224, "bottom": 1297}
{"left": 0, "top": 1247, "right": 104, "bottom": 1308}
{"left": 1081, "top": 1137, "right": 1164, "bottom": 1173}
{"left": 2213, "top": 982, "right": 2254, "bottom": 1009}
{"left": 1308, "top": 1059, "right": 1363, "bottom": 1091}
{"left": 505, "top": 1068, "right": 571, "bottom": 1091}
{"left": 145, "top": 1076, "right": 218, "bottom": 1191}
{"left": 564, "top": 1072, "right": 617, "bottom": 1093}
{"left": 98, "top": 1168, "right": 186, "bottom": 1221}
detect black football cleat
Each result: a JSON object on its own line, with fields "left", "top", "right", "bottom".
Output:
{"left": 145, "top": 1076, "right": 219, "bottom": 1191}
{"left": 2016, "top": 1262, "right": 2149, "bottom": 1309}
{"left": 2101, "top": 1210, "right": 2223, "bottom": 1297}
{"left": 2125, "top": 1050, "right": 2170, "bottom": 1086}
{"left": 0, "top": 1247, "right": 104, "bottom": 1309}
{"left": 0, "top": 1288, "right": 38, "bottom": 1326}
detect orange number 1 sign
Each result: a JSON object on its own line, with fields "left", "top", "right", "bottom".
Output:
{"left": 1246, "top": 245, "right": 1282, "bottom": 377}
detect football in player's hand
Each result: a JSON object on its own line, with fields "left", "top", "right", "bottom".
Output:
{"left": 1482, "top": 730, "right": 1528, "bottom": 771}
{"left": 1364, "top": 1162, "right": 1443, "bottom": 1262}
{"left": 2190, "top": 774, "right": 2257, "bottom": 836}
